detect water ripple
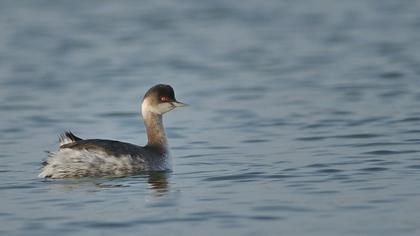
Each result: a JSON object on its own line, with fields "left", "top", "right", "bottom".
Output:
{"left": 316, "top": 169, "right": 343, "bottom": 174}
{"left": 204, "top": 172, "right": 264, "bottom": 181}
{"left": 253, "top": 205, "right": 312, "bottom": 212}
{"left": 406, "top": 165, "right": 420, "bottom": 169}
{"left": 362, "top": 150, "right": 418, "bottom": 155}
{"left": 358, "top": 167, "right": 388, "bottom": 172}
{"left": 296, "top": 133, "right": 384, "bottom": 141}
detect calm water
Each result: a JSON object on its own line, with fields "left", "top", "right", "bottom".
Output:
{"left": 1, "top": 0, "right": 420, "bottom": 235}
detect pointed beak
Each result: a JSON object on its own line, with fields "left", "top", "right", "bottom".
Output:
{"left": 172, "top": 100, "right": 188, "bottom": 107}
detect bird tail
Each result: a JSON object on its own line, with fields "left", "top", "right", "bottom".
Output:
{"left": 59, "top": 131, "right": 82, "bottom": 146}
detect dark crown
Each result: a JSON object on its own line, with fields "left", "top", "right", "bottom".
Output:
{"left": 143, "top": 84, "right": 175, "bottom": 101}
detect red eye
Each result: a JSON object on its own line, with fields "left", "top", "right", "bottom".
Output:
{"left": 160, "top": 96, "right": 170, "bottom": 102}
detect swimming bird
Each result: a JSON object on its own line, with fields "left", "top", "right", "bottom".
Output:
{"left": 39, "top": 84, "right": 186, "bottom": 178}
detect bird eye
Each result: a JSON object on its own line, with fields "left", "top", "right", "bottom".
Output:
{"left": 160, "top": 96, "right": 170, "bottom": 102}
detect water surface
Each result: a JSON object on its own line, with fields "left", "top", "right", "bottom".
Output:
{"left": 1, "top": 0, "right": 420, "bottom": 235}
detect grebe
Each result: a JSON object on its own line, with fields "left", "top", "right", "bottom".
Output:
{"left": 39, "top": 84, "right": 186, "bottom": 178}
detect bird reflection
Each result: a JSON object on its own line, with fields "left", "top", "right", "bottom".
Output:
{"left": 147, "top": 171, "right": 169, "bottom": 194}
{"left": 46, "top": 171, "right": 170, "bottom": 195}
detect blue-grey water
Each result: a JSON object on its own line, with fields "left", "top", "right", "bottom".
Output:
{"left": 1, "top": 0, "right": 420, "bottom": 235}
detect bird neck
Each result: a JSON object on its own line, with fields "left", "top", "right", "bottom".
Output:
{"left": 143, "top": 111, "right": 168, "bottom": 150}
